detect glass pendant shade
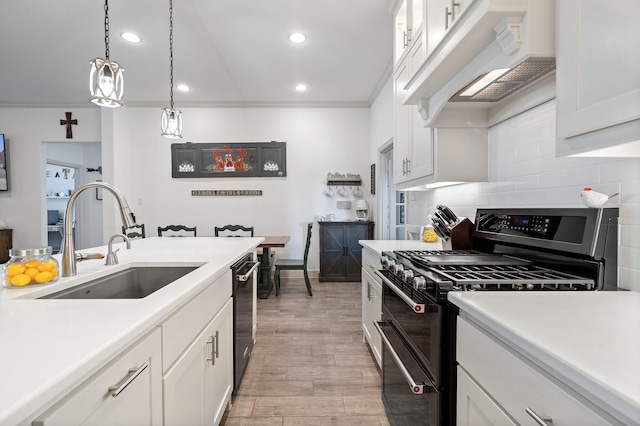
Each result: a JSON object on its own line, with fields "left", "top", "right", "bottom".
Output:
{"left": 161, "top": 107, "right": 183, "bottom": 139}
{"left": 89, "top": 57, "right": 124, "bottom": 108}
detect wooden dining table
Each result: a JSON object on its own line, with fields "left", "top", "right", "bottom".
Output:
{"left": 257, "top": 236, "right": 290, "bottom": 298}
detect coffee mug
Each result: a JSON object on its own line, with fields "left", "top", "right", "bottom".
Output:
{"left": 338, "top": 188, "right": 349, "bottom": 197}
{"left": 325, "top": 214, "right": 335, "bottom": 221}
{"left": 323, "top": 188, "right": 334, "bottom": 197}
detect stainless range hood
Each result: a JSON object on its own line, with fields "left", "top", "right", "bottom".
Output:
{"left": 403, "top": 0, "right": 556, "bottom": 127}
{"left": 449, "top": 56, "right": 555, "bottom": 102}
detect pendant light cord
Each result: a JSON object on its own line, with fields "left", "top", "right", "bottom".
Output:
{"left": 169, "top": 0, "right": 174, "bottom": 109}
{"left": 104, "top": 0, "right": 110, "bottom": 60}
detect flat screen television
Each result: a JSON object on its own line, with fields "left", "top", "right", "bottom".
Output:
{"left": 0, "top": 134, "right": 7, "bottom": 191}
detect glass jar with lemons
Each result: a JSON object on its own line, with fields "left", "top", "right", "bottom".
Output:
{"left": 2, "top": 247, "right": 59, "bottom": 288}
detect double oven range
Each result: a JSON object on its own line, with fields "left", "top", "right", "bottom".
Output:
{"left": 374, "top": 208, "right": 619, "bottom": 425}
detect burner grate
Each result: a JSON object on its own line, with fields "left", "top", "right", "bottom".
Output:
{"left": 436, "top": 266, "right": 595, "bottom": 290}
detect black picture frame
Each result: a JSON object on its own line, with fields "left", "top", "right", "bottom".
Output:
{"left": 171, "top": 141, "right": 287, "bottom": 178}
{"left": 0, "top": 134, "right": 8, "bottom": 191}
{"left": 370, "top": 164, "right": 375, "bottom": 195}
{"left": 0, "top": 133, "right": 9, "bottom": 191}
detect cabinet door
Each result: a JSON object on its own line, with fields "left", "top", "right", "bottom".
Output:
{"left": 393, "top": 0, "right": 409, "bottom": 64}
{"left": 457, "top": 366, "right": 515, "bottom": 426}
{"left": 394, "top": 60, "right": 411, "bottom": 184}
{"left": 557, "top": 0, "right": 640, "bottom": 140}
{"left": 361, "top": 267, "right": 382, "bottom": 368}
{"left": 164, "top": 299, "right": 233, "bottom": 426}
{"left": 344, "top": 224, "right": 369, "bottom": 280}
{"left": 205, "top": 300, "right": 233, "bottom": 425}
{"left": 320, "top": 225, "right": 347, "bottom": 279}
{"left": 33, "top": 329, "right": 162, "bottom": 426}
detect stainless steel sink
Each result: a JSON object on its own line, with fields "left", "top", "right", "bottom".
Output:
{"left": 39, "top": 266, "right": 199, "bottom": 299}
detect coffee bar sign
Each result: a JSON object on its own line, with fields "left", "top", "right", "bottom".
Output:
{"left": 171, "top": 141, "right": 287, "bottom": 178}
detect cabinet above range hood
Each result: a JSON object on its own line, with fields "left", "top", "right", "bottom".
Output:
{"left": 402, "top": 0, "right": 556, "bottom": 127}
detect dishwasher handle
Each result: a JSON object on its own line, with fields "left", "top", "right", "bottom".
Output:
{"left": 237, "top": 261, "right": 260, "bottom": 282}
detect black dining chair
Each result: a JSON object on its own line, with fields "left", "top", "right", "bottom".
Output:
{"left": 122, "top": 224, "right": 145, "bottom": 239}
{"left": 214, "top": 224, "right": 254, "bottom": 237}
{"left": 274, "top": 222, "right": 313, "bottom": 297}
{"left": 157, "top": 225, "right": 197, "bottom": 237}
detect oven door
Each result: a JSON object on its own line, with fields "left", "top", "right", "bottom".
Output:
{"left": 375, "top": 321, "right": 441, "bottom": 425}
{"left": 376, "top": 270, "right": 444, "bottom": 387}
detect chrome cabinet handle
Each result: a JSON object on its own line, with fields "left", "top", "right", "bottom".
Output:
{"left": 373, "top": 321, "right": 434, "bottom": 394}
{"left": 108, "top": 362, "right": 149, "bottom": 397}
{"left": 405, "top": 158, "right": 411, "bottom": 174}
{"left": 403, "top": 30, "right": 408, "bottom": 48}
{"left": 206, "top": 330, "right": 219, "bottom": 365}
{"left": 526, "top": 408, "right": 553, "bottom": 425}
{"left": 375, "top": 270, "right": 425, "bottom": 314}
{"left": 367, "top": 282, "right": 372, "bottom": 301}
{"left": 445, "top": 7, "right": 452, "bottom": 30}
{"left": 450, "top": 0, "right": 460, "bottom": 20}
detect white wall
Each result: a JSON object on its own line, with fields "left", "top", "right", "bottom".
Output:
{"left": 103, "top": 106, "right": 374, "bottom": 272}
{"left": 412, "top": 100, "right": 640, "bottom": 291}
{"left": 0, "top": 108, "right": 101, "bottom": 249}
{"left": 368, "top": 77, "right": 394, "bottom": 237}
{"left": 1, "top": 103, "right": 386, "bottom": 273}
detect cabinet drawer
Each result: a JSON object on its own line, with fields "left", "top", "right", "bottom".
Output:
{"left": 162, "top": 270, "right": 232, "bottom": 372}
{"left": 457, "top": 317, "right": 617, "bottom": 425}
{"left": 33, "top": 329, "right": 162, "bottom": 426}
{"left": 361, "top": 247, "right": 381, "bottom": 276}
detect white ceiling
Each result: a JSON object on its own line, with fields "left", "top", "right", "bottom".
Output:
{"left": 0, "top": 0, "right": 393, "bottom": 108}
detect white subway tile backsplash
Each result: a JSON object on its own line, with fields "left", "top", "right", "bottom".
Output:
{"left": 414, "top": 99, "right": 640, "bottom": 290}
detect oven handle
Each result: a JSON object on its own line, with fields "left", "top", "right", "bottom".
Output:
{"left": 375, "top": 270, "right": 425, "bottom": 314}
{"left": 237, "top": 261, "right": 260, "bottom": 282}
{"left": 373, "top": 321, "right": 435, "bottom": 394}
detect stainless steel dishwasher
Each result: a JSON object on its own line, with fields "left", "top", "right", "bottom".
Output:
{"left": 231, "top": 253, "right": 259, "bottom": 396}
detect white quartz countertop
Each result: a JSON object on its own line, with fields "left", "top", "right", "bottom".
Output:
{"left": 0, "top": 236, "right": 262, "bottom": 425}
{"left": 448, "top": 291, "right": 640, "bottom": 424}
{"left": 359, "top": 239, "right": 443, "bottom": 253}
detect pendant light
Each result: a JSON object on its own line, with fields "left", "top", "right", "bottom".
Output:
{"left": 161, "top": 0, "right": 183, "bottom": 139}
{"left": 89, "top": 0, "right": 125, "bottom": 108}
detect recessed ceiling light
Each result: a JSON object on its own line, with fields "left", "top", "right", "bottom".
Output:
{"left": 289, "top": 33, "right": 306, "bottom": 43}
{"left": 176, "top": 84, "right": 190, "bottom": 92}
{"left": 295, "top": 84, "right": 308, "bottom": 92}
{"left": 121, "top": 32, "right": 142, "bottom": 43}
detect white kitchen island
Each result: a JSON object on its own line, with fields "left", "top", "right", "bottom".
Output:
{"left": 449, "top": 291, "right": 640, "bottom": 425}
{"left": 0, "top": 236, "right": 262, "bottom": 425}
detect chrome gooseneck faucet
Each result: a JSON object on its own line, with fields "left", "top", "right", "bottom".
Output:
{"left": 62, "top": 181, "right": 137, "bottom": 277}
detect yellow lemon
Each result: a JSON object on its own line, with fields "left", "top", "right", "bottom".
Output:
{"left": 24, "top": 259, "right": 42, "bottom": 269}
{"left": 35, "top": 271, "right": 54, "bottom": 284}
{"left": 11, "top": 274, "right": 32, "bottom": 286}
{"left": 25, "top": 267, "right": 40, "bottom": 280}
{"left": 5, "top": 263, "right": 26, "bottom": 277}
{"left": 38, "top": 260, "right": 57, "bottom": 272}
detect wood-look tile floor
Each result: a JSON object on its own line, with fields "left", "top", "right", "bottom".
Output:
{"left": 221, "top": 278, "right": 390, "bottom": 426}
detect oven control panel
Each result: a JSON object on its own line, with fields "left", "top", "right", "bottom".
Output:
{"left": 492, "top": 214, "right": 551, "bottom": 234}
{"left": 475, "top": 212, "right": 585, "bottom": 243}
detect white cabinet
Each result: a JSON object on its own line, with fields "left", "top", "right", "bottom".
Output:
{"left": 394, "top": 58, "right": 434, "bottom": 186}
{"left": 395, "top": 125, "right": 487, "bottom": 191}
{"left": 393, "top": 0, "right": 425, "bottom": 67}
{"left": 456, "top": 317, "right": 618, "bottom": 425}
{"left": 361, "top": 248, "right": 382, "bottom": 369}
{"left": 457, "top": 367, "right": 515, "bottom": 426}
{"left": 164, "top": 299, "right": 233, "bottom": 426}
{"left": 556, "top": 0, "right": 640, "bottom": 157}
{"left": 426, "top": 0, "right": 473, "bottom": 53}
{"left": 33, "top": 329, "right": 162, "bottom": 426}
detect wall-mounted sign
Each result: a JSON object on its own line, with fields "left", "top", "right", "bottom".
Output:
{"left": 191, "top": 190, "right": 263, "bottom": 196}
{"left": 171, "top": 142, "right": 286, "bottom": 178}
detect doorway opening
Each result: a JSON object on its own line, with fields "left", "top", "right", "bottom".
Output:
{"left": 379, "top": 140, "right": 396, "bottom": 240}
{"left": 43, "top": 142, "right": 102, "bottom": 251}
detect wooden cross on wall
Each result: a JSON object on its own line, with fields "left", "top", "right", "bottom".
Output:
{"left": 60, "top": 112, "right": 78, "bottom": 139}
